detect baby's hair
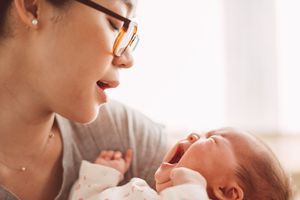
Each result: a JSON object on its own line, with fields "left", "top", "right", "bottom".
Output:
{"left": 234, "top": 135, "right": 292, "bottom": 200}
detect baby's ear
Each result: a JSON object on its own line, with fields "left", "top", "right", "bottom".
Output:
{"left": 212, "top": 182, "right": 244, "bottom": 200}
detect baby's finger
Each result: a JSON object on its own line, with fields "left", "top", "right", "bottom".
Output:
{"left": 105, "top": 151, "right": 114, "bottom": 160}
{"left": 99, "top": 150, "right": 108, "bottom": 159}
{"left": 124, "top": 149, "right": 133, "bottom": 164}
{"left": 95, "top": 150, "right": 108, "bottom": 163}
{"left": 113, "top": 151, "right": 122, "bottom": 160}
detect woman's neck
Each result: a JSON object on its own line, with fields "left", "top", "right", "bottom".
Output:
{"left": 0, "top": 80, "right": 56, "bottom": 162}
{"left": 0, "top": 110, "right": 56, "bottom": 157}
{"left": 0, "top": 42, "right": 59, "bottom": 162}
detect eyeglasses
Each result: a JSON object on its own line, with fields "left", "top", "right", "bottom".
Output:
{"left": 75, "top": 0, "right": 139, "bottom": 57}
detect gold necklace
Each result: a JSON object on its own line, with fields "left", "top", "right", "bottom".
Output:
{"left": 0, "top": 133, "right": 55, "bottom": 172}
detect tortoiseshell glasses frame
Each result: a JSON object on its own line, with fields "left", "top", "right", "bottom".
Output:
{"left": 75, "top": 0, "right": 139, "bottom": 57}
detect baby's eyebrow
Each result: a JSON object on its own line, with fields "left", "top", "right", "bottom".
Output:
{"left": 205, "top": 131, "right": 215, "bottom": 138}
{"left": 205, "top": 131, "right": 227, "bottom": 139}
{"left": 192, "top": 132, "right": 201, "bottom": 138}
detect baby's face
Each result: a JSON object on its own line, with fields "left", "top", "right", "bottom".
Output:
{"left": 155, "top": 129, "right": 252, "bottom": 191}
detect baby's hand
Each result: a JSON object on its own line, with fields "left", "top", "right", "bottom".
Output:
{"left": 95, "top": 149, "right": 132, "bottom": 175}
{"left": 170, "top": 167, "right": 207, "bottom": 188}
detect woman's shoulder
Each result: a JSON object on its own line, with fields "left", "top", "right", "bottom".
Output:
{"left": 58, "top": 99, "right": 165, "bottom": 137}
{"left": 55, "top": 100, "right": 168, "bottom": 197}
{"left": 98, "top": 99, "right": 165, "bottom": 129}
{"left": 56, "top": 100, "right": 166, "bottom": 159}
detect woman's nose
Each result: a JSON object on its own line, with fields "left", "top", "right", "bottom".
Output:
{"left": 112, "top": 50, "right": 134, "bottom": 69}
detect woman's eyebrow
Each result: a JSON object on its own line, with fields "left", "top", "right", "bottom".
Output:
{"left": 121, "top": 0, "right": 133, "bottom": 13}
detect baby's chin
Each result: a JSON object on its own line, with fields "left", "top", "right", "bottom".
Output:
{"left": 154, "top": 162, "right": 177, "bottom": 192}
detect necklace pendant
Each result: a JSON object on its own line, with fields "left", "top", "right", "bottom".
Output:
{"left": 21, "top": 167, "right": 26, "bottom": 172}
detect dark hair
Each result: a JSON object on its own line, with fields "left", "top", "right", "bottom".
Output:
{"left": 235, "top": 139, "right": 292, "bottom": 200}
{"left": 0, "top": 0, "right": 70, "bottom": 37}
{"left": 0, "top": 1, "right": 11, "bottom": 37}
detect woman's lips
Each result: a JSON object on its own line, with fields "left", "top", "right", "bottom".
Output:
{"left": 97, "top": 81, "right": 110, "bottom": 90}
{"left": 96, "top": 83, "right": 107, "bottom": 102}
{"left": 97, "top": 80, "right": 120, "bottom": 90}
{"left": 96, "top": 80, "right": 119, "bottom": 102}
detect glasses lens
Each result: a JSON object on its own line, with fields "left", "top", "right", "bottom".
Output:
{"left": 130, "top": 34, "right": 139, "bottom": 52}
{"left": 114, "top": 22, "right": 138, "bottom": 56}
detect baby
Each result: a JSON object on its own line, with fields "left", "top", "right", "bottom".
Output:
{"left": 69, "top": 128, "right": 292, "bottom": 200}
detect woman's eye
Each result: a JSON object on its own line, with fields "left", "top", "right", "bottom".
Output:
{"left": 108, "top": 20, "right": 120, "bottom": 31}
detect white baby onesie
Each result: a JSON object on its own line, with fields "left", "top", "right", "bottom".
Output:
{"left": 69, "top": 160, "right": 209, "bottom": 200}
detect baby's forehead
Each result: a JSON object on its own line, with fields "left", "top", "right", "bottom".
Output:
{"left": 207, "top": 130, "right": 259, "bottom": 151}
{"left": 227, "top": 132, "right": 268, "bottom": 159}
{"left": 202, "top": 129, "right": 240, "bottom": 140}
{"left": 210, "top": 129, "right": 252, "bottom": 140}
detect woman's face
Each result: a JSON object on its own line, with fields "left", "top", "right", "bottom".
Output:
{"left": 29, "top": 0, "right": 136, "bottom": 123}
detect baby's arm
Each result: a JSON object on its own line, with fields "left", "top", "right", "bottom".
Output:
{"left": 68, "top": 150, "right": 132, "bottom": 200}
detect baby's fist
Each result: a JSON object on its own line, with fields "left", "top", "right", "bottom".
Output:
{"left": 95, "top": 149, "right": 132, "bottom": 175}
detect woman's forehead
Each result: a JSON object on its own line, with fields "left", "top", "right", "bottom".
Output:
{"left": 109, "top": 0, "right": 136, "bottom": 12}
{"left": 103, "top": 0, "right": 137, "bottom": 16}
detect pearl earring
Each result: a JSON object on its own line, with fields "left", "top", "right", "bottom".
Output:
{"left": 31, "top": 19, "right": 38, "bottom": 25}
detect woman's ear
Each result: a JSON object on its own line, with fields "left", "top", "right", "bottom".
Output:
{"left": 212, "top": 182, "right": 244, "bottom": 200}
{"left": 14, "top": 0, "right": 40, "bottom": 28}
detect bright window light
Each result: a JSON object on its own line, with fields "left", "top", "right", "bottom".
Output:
{"left": 108, "top": 0, "right": 225, "bottom": 133}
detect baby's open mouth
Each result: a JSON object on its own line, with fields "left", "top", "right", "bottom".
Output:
{"left": 168, "top": 144, "right": 185, "bottom": 164}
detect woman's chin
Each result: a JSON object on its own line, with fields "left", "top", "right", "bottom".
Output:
{"left": 73, "top": 114, "right": 98, "bottom": 124}
{"left": 59, "top": 104, "right": 103, "bottom": 124}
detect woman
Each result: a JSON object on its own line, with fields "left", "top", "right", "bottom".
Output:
{"left": 0, "top": 0, "right": 167, "bottom": 199}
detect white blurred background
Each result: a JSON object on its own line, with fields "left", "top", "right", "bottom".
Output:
{"left": 107, "top": 0, "right": 300, "bottom": 197}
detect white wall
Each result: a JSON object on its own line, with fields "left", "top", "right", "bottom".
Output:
{"left": 108, "top": 0, "right": 225, "bottom": 133}
{"left": 277, "top": 0, "right": 300, "bottom": 134}
{"left": 224, "top": 0, "right": 279, "bottom": 134}
{"left": 108, "top": 0, "right": 300, "bottom": 135}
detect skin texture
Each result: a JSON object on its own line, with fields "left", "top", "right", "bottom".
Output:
{"left": 0, "top": 0, "right": 136, "bottom": 199}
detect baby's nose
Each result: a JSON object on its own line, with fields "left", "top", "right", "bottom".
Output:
{"left": 187, "top": 133, "right": 200, "bottom": 143}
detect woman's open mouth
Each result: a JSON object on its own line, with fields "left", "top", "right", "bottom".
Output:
{"left": 97, "top": 81, "right": 110, "bottom": 90}
{"left": 168, "top": 144, "right": 186, "bottom": 164}
{"left": 96, "top": 80, "right": 120, "bottom": 90}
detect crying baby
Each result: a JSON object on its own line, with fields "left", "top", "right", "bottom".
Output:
{"left": 69, "top": 128, "right": 291, "bottom": 200}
